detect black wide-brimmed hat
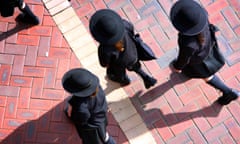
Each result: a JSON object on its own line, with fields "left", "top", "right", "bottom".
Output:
{"left": 89, "top": 9, "right": 125, "bottom": 45}
{"left": 62, "top": 68, "right": 99, "bottom": 97}
{"left": 170, "top": 0, "right": 208, "bottom": 36}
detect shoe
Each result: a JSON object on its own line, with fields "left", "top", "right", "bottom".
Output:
{"left": 217, "top": 89, "right": 240, "bottom": 105}
{"left": 16, "top": 13, "right": 39, "bottom": 25}
{"left": 107, "top": 74, "right": 130, "bottom": 86}
{"left": 143, "top": 76, "right": 157, "bottom": 89}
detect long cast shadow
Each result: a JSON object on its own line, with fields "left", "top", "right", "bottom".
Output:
{"left": 139, "top": 71, "right": 189, "bottom": 105}
{"left": 0, "top": 22, "right": 34, "bottom": 41}
{"left": 144, "top": 100, "right": 223, "bottom": 128}
{"left": 0, "top": 99, "right": 82, "bottom": 144}
{"left": 105, "top": 87, "right": 223, "bottom": 142}
{"left": 1, "top": 96, "right": 128, "bottom": 144}
{"left": 85, "top": 64, "right": 223, "bottom": 141}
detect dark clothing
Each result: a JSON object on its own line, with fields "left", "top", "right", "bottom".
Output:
{"left": 207, "top": 75, "right": 231, "bottom": 94}
{"left": 0, "top": 0, "right": 23, "bottom": 17}
{"left": 174, "top": 24, "right": 225, "bottom": 78}
{"left": 98, "top": 29, "right": 138, "bottom": 70}
{"left": 174, "top": 24, "right": 212, "bottom": 69}
{"left": 1, "top": 0, "right": 39, "bottom": 25}
{"left": 98, "top": 19, "right": 157, "bottom": 89}
{"left": 98, "top": 19, "right": 138, "bottom": 78}
{"left": 68, "top": 86, "right": 108, "bottom": 144}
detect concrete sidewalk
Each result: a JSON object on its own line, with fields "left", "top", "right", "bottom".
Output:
{"left": 1, "top": 0, "right": 240, "bottom": 144}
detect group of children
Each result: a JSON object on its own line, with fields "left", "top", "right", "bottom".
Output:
{"left": 2, "top": 0, "right": 239, "bottom": 144}
{"left": 62, "top": 0, "right": 240, "bottom": 143}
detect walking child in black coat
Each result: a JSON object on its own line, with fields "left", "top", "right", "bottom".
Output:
{"left": 62, "top": 68, "right": 116, "bottom": 144}
{"left": 170, "top": 0, "right": 239, "bottom": 105}
{"left": 89, "top": 9, "right": 157, "bottom": 89}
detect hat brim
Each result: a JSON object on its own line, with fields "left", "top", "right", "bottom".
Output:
{"left": 62, "top": 68, "right": 99, "bottom": 97}
{"left": 89, "top": 9, "right": 125, "bottom": 45}
{"left": 170, "top": 0, "right": 208, "bottom": 36}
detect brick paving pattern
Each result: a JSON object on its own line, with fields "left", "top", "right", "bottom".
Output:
{"left": 0, "top": 1, "right": 128, "bottom": 144}
{"left": 1, "top": 0, "right": 240, "bottom": 144}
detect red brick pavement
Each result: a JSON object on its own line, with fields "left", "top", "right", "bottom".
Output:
{"left": 70, "top": 0, "right": 240, "bottom": 143}
{"left": 0, "top": 1, "right": 128, "bottom": 144}
{"left": 1, "top": 0, "right": 240, "bottom": 144}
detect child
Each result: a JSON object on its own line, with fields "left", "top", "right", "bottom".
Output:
{"left": 62, "top": 68, "right": 116, "bottom": 144}
{"left": 89, "top": 9, "right": 157, "bottom": 89}
{"left": 170, "top": 0, "right": 239, "bottom": 105}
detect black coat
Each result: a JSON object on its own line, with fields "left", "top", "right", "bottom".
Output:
{"left": 68, "top": 86, "right": 108, "bottom": 143}
{"left": 174, "top": 24, "right": 225, "bottom": 78}
{"left": 174, "top": 24, "right": 212, "bottom": 69}
{"left": 98, "top": 19, "right": 138, "bottom": 70}
{"left": 69, "top": 86, "right": 107, "bottom": 128}
{"left": 0, "top": 0, "right": 22, "bottom": 17}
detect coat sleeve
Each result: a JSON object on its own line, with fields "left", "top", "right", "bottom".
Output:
{"left": 69, "top": 97, "right": 90, "bottom": 126}
{"left": 98, "top": 45, "right": 108, "bottom": 67}
{"left": 174, "top": 46, "right": 195, "bottom": 70}
{"left": 98, "top": 45, "right": 120, "bottom": 67}
{"left": 173, "top": 35, "right": 197, "bottom": 70}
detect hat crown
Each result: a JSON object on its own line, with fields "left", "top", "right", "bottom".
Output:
{"left": 89, "top": 9, "right": 125, "bottom": 45}
{"left": 62, "top": 68, "right": 99, "bottom": 97}
{"left": 65, "top": 72, "right": 92, "bottom": 93}
{"left": 73, "top": 73, "right": 91, "bottom": 90}
{"left": 95, "top": 16, "right": 117, "bottom": 38}
{"left": 177, "top": 8, "right": 199, "bottom": 29}
{"left": 170, "top": 0, "right": 208, "bottom": 36}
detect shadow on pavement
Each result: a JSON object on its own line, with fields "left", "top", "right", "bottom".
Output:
{"left": 0, "top": 22, "right": 33, "bottom": 41}
{"left": 1, "top": 99, "right": 82, "bottom": 144}
{"left": 103, "top": 74, "right": 223, "bottom": 142}
{"left": 1, "top": 96, "right": 128, "bottom": 144}
{"left": 105, "top": 85, "right": 224, "bottom": 143}
{"left": 144, "top": 100, "right": 223, "bottom": 128}
{"left": 139, "top": 72, "right": 189, "bottom": 105}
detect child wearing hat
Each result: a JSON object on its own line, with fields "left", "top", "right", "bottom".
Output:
{"left": 62, "top": 68, "right": 116, "bottom": 144}
{"left": 0, "top": 0, "right": 39, "bottom": 25}
{"left": 89, "top": 9, "right": 157, "bottom": 89}
{"left": 170, "top": 0, "right": 239, "bottom": 105}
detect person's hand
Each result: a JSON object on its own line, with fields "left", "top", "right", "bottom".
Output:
{"left": 67, "top": 104, "right": 72, "bottom": 117}
{"left": 115, "top": 40, "right": 125, "bottom": 52}
{"left": 172, "top": 67, "right": 182, "bottom": 73}
{"left": 170, "top": 60, "right": 182, "bottom": 73}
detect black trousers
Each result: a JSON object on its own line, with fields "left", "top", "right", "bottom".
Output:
{"left": 0, "top": 0, "right": 23, "bottom": 17}
{"left": 75, "top": 125, "right": 106, "bottom": 144}
{"left": 107, "top": 63, "right": 126, "bottom": 79}
{"left": 107, "top": 61, "right": 141, "bottom": 79}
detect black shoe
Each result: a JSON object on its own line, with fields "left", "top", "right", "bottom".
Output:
{"left": 217, "top": 89, "right": 240, "bottom": 105}
{"left": 143, "top": 76, "right": 157, "bottom": 89}
{"left": 16, "top": 13, "right": 39, "bottom": 25}
{"left": 107, "top": 74, "right": 130, "bottom": 86}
